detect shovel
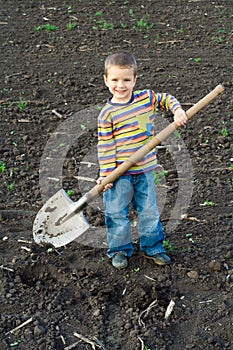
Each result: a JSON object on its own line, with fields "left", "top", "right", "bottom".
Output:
{"left": 33, "top": 84, "right": 224, "bottom": 247}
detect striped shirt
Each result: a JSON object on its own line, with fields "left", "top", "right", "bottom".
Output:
{"left": 97, "top": 89, "right": 181, "bottom": 176}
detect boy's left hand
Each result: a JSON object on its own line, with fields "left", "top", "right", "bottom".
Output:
{"left": 174, "top": 107, "right": 188, "bottom": 126}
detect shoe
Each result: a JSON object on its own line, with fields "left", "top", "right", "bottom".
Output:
{"left": 149, "top": 252, "right": 171, "bottom": 265}
{"left": 112, "top": 252, "right": 128, "bottom": 269}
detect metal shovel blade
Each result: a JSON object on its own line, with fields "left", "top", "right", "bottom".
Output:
{"left": 33, "top": 189, "right": 90, "bottom": 247}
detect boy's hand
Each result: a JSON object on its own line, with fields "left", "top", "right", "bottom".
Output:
{"left": 96, "top": 177, "right": 113, "bottom": 192}
{"left": 173, "top": 107, "right": 188, "bottom": 126}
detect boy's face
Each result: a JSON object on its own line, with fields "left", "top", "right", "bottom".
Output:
{"left": 104, "top": 65, "right": 137, "bottom": 103}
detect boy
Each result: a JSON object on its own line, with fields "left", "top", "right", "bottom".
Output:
{"left": 97, "top": 51, "right": 187, "bottom": 269}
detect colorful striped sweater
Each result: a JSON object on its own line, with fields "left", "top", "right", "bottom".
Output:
{"left": 97, "top": 89, "right": 181, "bottom": 176}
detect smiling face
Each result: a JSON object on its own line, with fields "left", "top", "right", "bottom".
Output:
{"left": 104, "top": 65, "right": 137, "bottom": 103}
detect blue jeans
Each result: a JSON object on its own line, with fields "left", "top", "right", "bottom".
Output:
{"left": 103, "top": 172, "right": 165, "bottom": 258}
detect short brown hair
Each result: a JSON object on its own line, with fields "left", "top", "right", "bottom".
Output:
{"left": 104, "top": 51, "right": 137, "bottom": 76}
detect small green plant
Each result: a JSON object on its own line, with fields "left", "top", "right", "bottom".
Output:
{"left": 93, "top": 19, "right": 114, "bottom": 30}
{"left": 203, "top": 200, "right": 215, "bottom": 206}
{"left": 7, "top": 182, "right": 15, "bottom": 191}
{"left": 34, "top": 23, "right": 58, "bottom": 31}
{"left": 174, "top": 130, "right": 181, "bottom": 139}
{"left": 34, "top": 25, "right": 41, "bottom": 31}
{"left": 177, "top": 27, "right": 184, "bottom": 34}
{"left": 186, "top": 233, "right": 195, "bottom": 244}
{"left": 134, "top": 267, "right": 140, "bottom": 272}
{"left": 230, "top": 164, "right": 233, "bottom": 169}
{"left": 188, "top": 57, "right": 202, "bottom": 62}
{"left": 120, "top": 22, "right": 127, "bottom": 29}
{"left": 0, "top": 161, "right": 6, "bottom": 172}
{"left": 66, "top": 189, "right": 73, "bottom": 197}
{"left": 220, "top": 127, "right": 228, "bottom": 137}
{"left": 144, "top": 346, "right": 151, "bottom": 350}
{"left": 66, "top": 5, "right": 73, "bottom": 13}
{"left": 18, "top": 93, "right": 27, "bottom": 110}
{"left": 129, "top": 9, "right": 134, "bottom": 16}
{"left": 133, "top": 17, "right": 153, "bottom": 30}
{"left": 153, "top": 170, "right": 168, "bottom": 185}
{"left": 66, "top": 22, "right": 76, "bottom": 30}
{"left": 153, "top": 34, "right": 160, "bottom": 43}
{"left": 44, "top": 23, "right": 58, "bottom": 31}
{"left": 163, "top": 239, "right": 174, "bottom": 252}
{"left": 93, "top": 12, "right": 114, "bottom": 30}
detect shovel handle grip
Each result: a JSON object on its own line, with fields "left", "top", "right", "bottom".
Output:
{"left": 79, "top": 84, "right": 224, "bottom": 206}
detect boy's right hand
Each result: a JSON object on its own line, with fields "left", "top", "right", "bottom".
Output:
{"left": 96, "top": 177, "right": 113, "bottom": 192}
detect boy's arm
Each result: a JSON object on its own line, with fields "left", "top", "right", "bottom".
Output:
{"left": 154, "top": 91, "right": 187, "bottom": 126}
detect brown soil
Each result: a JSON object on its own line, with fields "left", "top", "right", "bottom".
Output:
{"left": 0, "top": 1, "right": 232, "bottom": 349}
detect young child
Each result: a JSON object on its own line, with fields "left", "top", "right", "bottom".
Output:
{"left": 97, "top": 51, "right": 187, "bottom": 269}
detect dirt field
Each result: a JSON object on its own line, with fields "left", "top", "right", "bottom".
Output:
{"left": 0, "top": 1, "right": 232, "bottom": 349}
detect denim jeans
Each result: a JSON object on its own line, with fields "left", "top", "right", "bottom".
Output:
{"left": 103, "top": 172, "right": 165, "bottom": 258}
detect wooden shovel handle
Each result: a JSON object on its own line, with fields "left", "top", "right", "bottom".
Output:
{"left": 77, "top": 84, "right": 224, "bottom": 208}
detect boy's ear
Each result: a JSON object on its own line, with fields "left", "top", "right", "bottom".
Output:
{"left": 133, "top": 75, "right": 137, "bottom": 86}
{"left": 104, "top": 74, "right": 108, "bottom": 86}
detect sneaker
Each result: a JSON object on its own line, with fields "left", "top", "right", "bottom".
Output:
{"left": 149, "top": 252, "right": 171, "bottom": 265}
{"left": 112, "top": 252, "right": 128, "bottom": 269}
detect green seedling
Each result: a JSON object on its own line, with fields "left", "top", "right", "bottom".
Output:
{"left": 35, "top": 23, "right": 58, "bottom": 31}
{"left": 202, "top": 200, "right": 215, "bottom": 206}
{"left": 153, "top": 170, "right": 168, "bottom": 185}
{"left": 129, "top": 9, "right": 134, "bottom": 16}
{"left": 7, "top": 182, "right": 15, "bottom": 191}
{"left": 220, "top": 127, "right": 228, "bottom": 137}
{"left": 174, "top": 130, "right": 181, "bottom": 139}
{"left": 186, "top": 233, "right": 195, "bottom": 244}
{"left": 12, "top": 142, "right": 17, "bottom": 147}
{"left": 18, "top": 94, "right": 27, "bottom": 110}
{"left": 66, "top": 5, "right": 73, "bottom": 13}
{"left": 0, "top": 161, "right": 6, "bottom": 172}
{"left": 120, "top": 22, "right": 127, "bottom": 29}
{"left": 188, "top": 57, "right": 201, "bottom": 62}
{"left": 93, "top": 12, "right": 114, "bottom": 30}
{"left": 66, "top": 22, "right": 76, "bottom": 30}
{"left": 66, "top": 190, "right": 73, "bottom": 197}
{"left": 133, "top": 17, "right": 153, "bottom": 30}
{"left": 34, "top": 25, "right": 41, "bottom": 31}
{"left": 153, "top": 34, "right": 160, "bottom": 43}
{"left": 44, "top": 23, "right": 58, "bottom": 31}
{"left": 178, "top": 27, "right": 184, "bottom": 34}
{"left": 215, "top": 36, "right": 223, "bottom": 43}
{"left": 93, "top": 19, "right": 114, "bottom": 30}
{"left": 134, "top": 267, "right": 140, "bottom": 272}
{"left": 230, "top": 164, "right": 233, "bottom": 169}
{"left": 144, "top": 346, "right": 151, "bottom": 350}
{"left": 163, "top": 239, "right": 174, "bottom": 252}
